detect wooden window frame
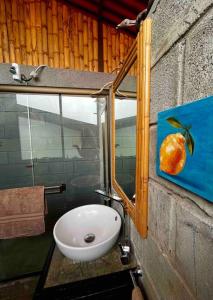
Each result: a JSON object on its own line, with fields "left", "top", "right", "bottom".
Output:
{"left": 111, "top": 19, "right": 151, "bottom": 238}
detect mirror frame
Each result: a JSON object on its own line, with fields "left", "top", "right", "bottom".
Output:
{"left": 111, "top": 19, "right": 151, "bottom": 238}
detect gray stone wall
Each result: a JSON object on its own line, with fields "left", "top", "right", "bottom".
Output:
{"left": 130, "top": 1, "right": 213, "bottom": 300}
{"left": 0, "top": 63, "right": 115, "bottom": 89}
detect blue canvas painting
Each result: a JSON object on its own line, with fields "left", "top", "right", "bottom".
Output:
{"left": 156, "top": 96, "right": 213, "bottom": 203}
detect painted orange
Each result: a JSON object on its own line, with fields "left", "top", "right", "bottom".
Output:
{"left": 160, "top": 133, "right": 186, "bottom": 175}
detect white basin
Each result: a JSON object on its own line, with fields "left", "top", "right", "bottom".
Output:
{"left": 53, "top": 204, "right": 121, "bottom": 261}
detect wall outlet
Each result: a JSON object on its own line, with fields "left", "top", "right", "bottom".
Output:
{"left": 10, "top": 63, "right": 22, "bottom": 82}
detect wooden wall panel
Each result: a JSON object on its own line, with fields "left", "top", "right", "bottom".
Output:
{"left": 102, "top": 23, "right": 136, "bottom": 74}
{"left": 0, "top": 0, "right": 136, "bottom": 74}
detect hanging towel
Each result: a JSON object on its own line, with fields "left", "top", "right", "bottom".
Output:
{"left": 0, "top": 186, "right": 45, "bottom": 239}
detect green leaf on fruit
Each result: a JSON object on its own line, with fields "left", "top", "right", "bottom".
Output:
{"left": 167, "top": 117, "right": 184, "bottom": 128}
{"left": 186, "top": 132, "right": 194, "bottom": 155}
{"left": 166, "top": 116, "right": 194, "bottom": 155}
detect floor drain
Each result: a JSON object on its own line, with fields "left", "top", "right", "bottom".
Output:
{"left": 84, "top": 233, "right": 95, "bottom": 243}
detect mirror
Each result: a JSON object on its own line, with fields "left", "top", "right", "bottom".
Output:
{"left": 114, "top": 63, "right": 137, "bottom": 201}
{"left": 111, "top": 19, "right": 152, "bottom": 238}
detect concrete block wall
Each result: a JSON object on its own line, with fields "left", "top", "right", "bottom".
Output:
{"left": 130, "top": 1, "right": 213, "bottom": 299}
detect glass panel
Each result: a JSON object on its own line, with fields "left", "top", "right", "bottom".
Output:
{"left": 0, "top": 93, "right": 50, "bottom": 281}
{"left": 28, "top": 94, "right": 65, "bottom": 229}
{"left": 0, "top": 93, "right": 106, "bottom": 281}
{"left": 114, "top": 63, "right": 137, "bottom": 200}
{"left": 0, "top": 93, "right": 33, "bottom": 189}
{"left": 28, "top": 94, "right": 62, "bottom": 161}
{"left": 61, "top": 96, "right": 103, "bottom": 210}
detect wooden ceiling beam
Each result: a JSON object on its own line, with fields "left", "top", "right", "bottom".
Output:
{"left": 65, "top": 0, "right": 147, "bottom": 16}
{"left": 66, "top": 0, "right": 98, "bottom": 14}
{"left": 101, "top": 10, "right": 137, "bottom": 34}
{"left": 111, "top": 0, "right": 147, "bottom": 15}
{"left": 102, "top": 2, "right": 138, "bottom": 20}
{"left": 65, "top": 0, "right": 137, "bottom": 36}
{"left": 102, "top": 10, "right": 126, "bottom": 26}
{"left": 69, "top": 0, "right": 138, "bottom": 25}
{"left": 123, "top": 0, "right": 148, "bottom": 7}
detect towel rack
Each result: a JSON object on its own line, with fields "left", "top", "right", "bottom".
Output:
{"left": 44, "top": 184, "right": 66, "bottom": 195}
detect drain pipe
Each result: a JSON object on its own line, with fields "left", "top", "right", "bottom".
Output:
{"left": 130, "top": 269, "right": 144, "bottom": 300}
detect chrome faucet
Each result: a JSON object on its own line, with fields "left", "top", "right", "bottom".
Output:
{"left": 95, "top": 189, "right": 123, "bottom": 203}
{"left": 95, "top": 189, "right": 126, "bottom": 217}
{"left": 95, "top": 189, "right": 131, "bottom": 265}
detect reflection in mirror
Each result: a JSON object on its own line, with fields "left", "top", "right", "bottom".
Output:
{"left": 114, "top": 64, "right": 136, "bottom": 201}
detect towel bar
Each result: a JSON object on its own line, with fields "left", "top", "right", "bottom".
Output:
{"left": 44, "top": 184, "right": 66, "bottom": 195}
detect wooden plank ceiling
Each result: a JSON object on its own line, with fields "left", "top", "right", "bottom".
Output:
{"left": 64, "top": 0, "right": 148, "bottom": 35}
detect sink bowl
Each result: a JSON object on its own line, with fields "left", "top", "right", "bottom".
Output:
{"left": 53, "top": 204, "right": 121, "bottom": 261}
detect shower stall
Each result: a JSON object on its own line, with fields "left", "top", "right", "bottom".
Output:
{"left": 0, "top": 91, "right": 107, "bottom": 281}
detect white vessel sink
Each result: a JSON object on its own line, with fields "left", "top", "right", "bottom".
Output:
{"left": 53, "top": 204, "right": 121, "bottom": 261}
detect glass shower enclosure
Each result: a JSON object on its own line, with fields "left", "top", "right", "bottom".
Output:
{"left": 0, "top": 92, "right": 106, "bottom": 281}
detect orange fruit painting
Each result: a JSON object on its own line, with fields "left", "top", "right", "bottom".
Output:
{"left": 159, "top": 117, "right": 194, "bottom": 176}
{"left": 160, "top": 133, "right": 186, "bottom": 175}
{"left": 157, "top": 96, "right": 213, "bottom": 203}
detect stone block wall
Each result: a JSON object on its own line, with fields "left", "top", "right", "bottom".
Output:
{"left": 130, "top": 1, "right": 213, "bottom": 299}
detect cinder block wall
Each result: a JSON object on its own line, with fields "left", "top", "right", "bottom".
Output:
{"left": 130, "top": 1, "right": 213, "bottom": 299}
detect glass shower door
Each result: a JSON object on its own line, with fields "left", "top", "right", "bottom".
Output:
{"left": 0, "top": 92, "right": 106, "bottom": 281}
{"left": 0, "top": 93, "right": 52, "bottom": 281}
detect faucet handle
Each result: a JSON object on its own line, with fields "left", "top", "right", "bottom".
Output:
{"left": 95, "top": 189, "right": 108, "bottom": 196}
{"left": 111, "top": 194, "right": 122, "bottom": 201}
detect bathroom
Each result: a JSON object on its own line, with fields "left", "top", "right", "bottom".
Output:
{"left": 0, "top": 0, "right": 212, "bottom": 299}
